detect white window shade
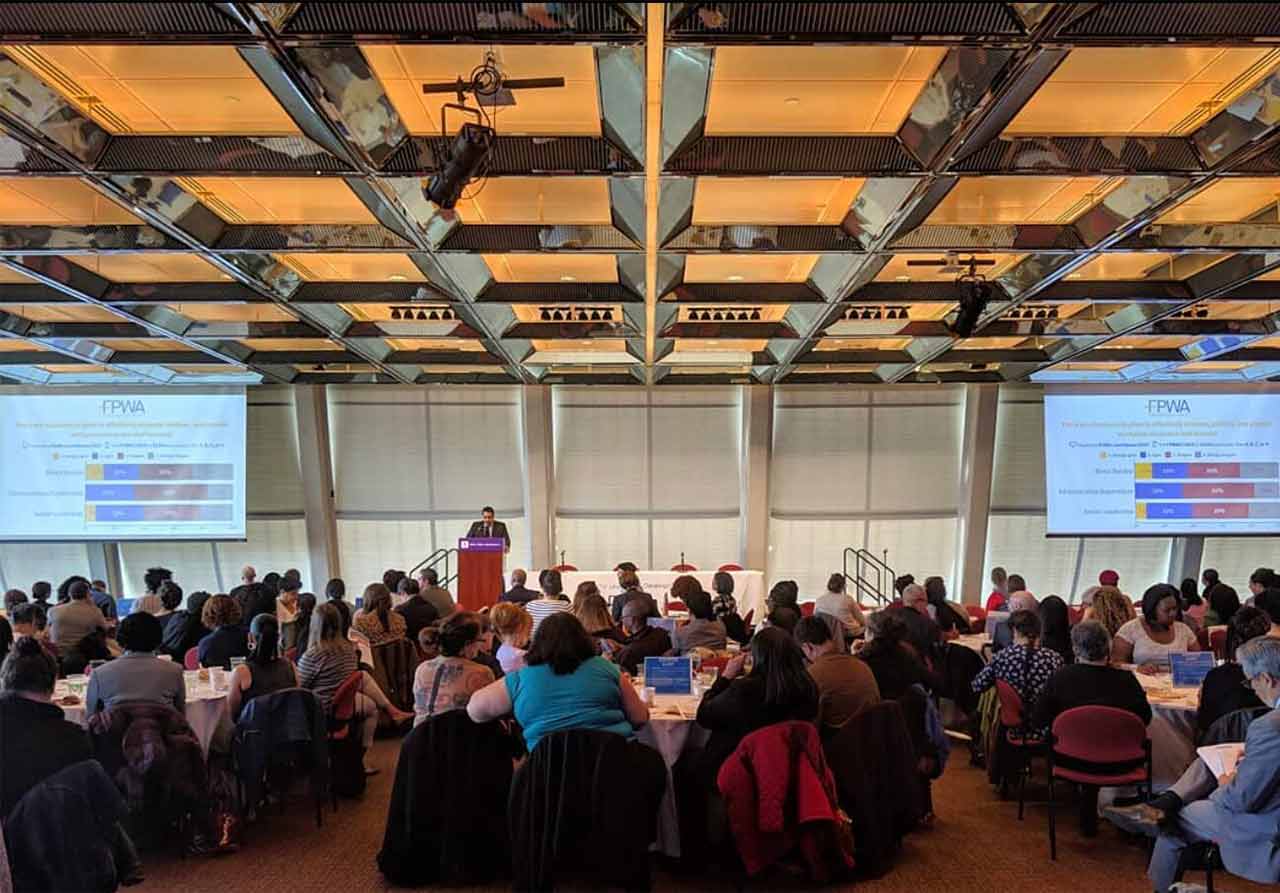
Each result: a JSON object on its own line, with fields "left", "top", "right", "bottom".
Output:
{"left": 336, "top": 519, "right": 432, "bottom": 593}
{"left": 771, "top": 405, "right": 870, "bottom": 513}
{"left": 216, "top": 519, "right": 312, "bottom": 591}
{"left": 868, "top": 403, "right": 962, "bottom": 512}
{"left": 985, "top": 513, "right": 1078, "bottom": 600}
{"left": 767, "top": 519, "right": 865, "bottom": 599}
{"left": 1077, "top": 537, "right": 1172, "bottom": 597}
{"left": 650, "top": 404, "right": 740, "bottom": 512}
{"left": 867, "top": 517, "right": 959, "bottom": 592}
{"left": 992, "top": 398, "right": 1047, "bottom": 511}
{"left": 427, "top": 400, "right": 524, "bottom": 513}
{"left": 246, "top": 392, "right": 304, "bottom": 515}
{"left": 1199, "top": 538, "right": 1273, "bottom": 594}
{"left": 0, "top": 543, "right": 90, "bottom": 593}
{"left": 554, "top": 404, "right": 648, "bottom": 512}
{"left": 329, "top": 399, "right": 431, "bottom": 513}
{"left": 652, "top": 517, "right": 741, "bottom": 571}
{"left": 119, "top": 541, "right": 219, "bottom": 598}
{"left": 554, "top": 517, "right": 648, "bottom": 571}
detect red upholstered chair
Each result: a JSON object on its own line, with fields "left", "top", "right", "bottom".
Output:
{"left": 965, "top": 605, "right": 988, "bottom": 627}
{"left": 1067, "top": 606, "right": 1085, "bottom": 626}
{"left": 183, "top": 647, "right": 200, "bottom": 670}
{"left": 670, "top": 563, "right": 697, "bottom": 572}
{"left": 1209, "top": 627, "right": 1228, "bottom": 660}
{"left": 743, "top": 609, "right": 754, "bottom": 626}
{"left": 700, "top": 655, "right": 730, "bottom": 673}
{"left": 717, "top": 563, "right": 743, "bottom": 572}
{"left": 285, "top": 646, "right": 298, "bottom": 664}
{"left": 551, "top": 564, "right": 577, "bottom": 572}
{"left": 665, "top": 600, "right": 687, "bottom": 614}
{"left": 327, "top": 671, "right": 366, "bottom": 810}
{"left": 995, "top": 679, "right": 1046, "bottom": 820}
{"left": 1047, "top": 706, "right": 1151, "bottom": 860}
{"left": 800, "top": 602, "right": 816, "bottom": 617}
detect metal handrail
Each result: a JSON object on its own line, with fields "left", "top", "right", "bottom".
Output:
{"left": 409, "top": 547, "right": 459, "bottom": 589}
{"left": 842, "top": 547, "right": 895, "bottom": 608}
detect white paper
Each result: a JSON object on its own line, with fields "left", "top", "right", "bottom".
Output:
{"left": 1197, "top": 742, "right": 1244, "bottom": 778}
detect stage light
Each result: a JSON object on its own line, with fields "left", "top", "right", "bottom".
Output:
{"left": 590, "top": 309, "right": 601, "bottom": 321}
{"left": 751, "top": 309, "right": 761, "bottom": 321}
{"left": 390, "top": 307, "right": 402, "bottom": 320}
{"left": 424, "top": 122, "right": 495, "bottom": 208}
{"left": 603, "top": 310, "right": 613, "bottom": 321}
{"left": 949, "top": 276, "right": 992, "bottom": 338}
{"left": 428, "top": 310, "right": 440, "bottom": 321}
{"left": 417, "top": 309, "right": 429, "bottom": 321}
{"left": 540, "top": 308, "right": 551, "bottom": 321}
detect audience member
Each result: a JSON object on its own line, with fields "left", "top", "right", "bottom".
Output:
{"left": 1179, "top": 577, "right": 1204, "bottom": 611}
{"left": 615, "top": 599, "right": 672, "bottom": 675}
{"left": 526, "top": 569, "right": 572, "bottom": 637}
{"left": 1200, "top": 567, "right": 1220, "bottom": 597}
{"left": 1107, "top": 638, "right": 1280, "bottom": 893}
{"left": 1256, "top": 587, "right": 1280, "bottom": 637}
{"left": 173, "top": 590, "right": 211, "bottom": 659}
{"left": 0, "top": 617, "right": 11, "bottom": 664}
{"left": 1086, "top": 585, "right": 1134, "bottom": 638}
{"left": 972, "top": 609, "right": 1062, "bottom": 729}
{"left": 1113, "top": 584, "right": 1198, "bottom": 669}
{"left": 277, "top": 576, "right": 302, "bottom": 651}
{"left": 89, "top": 580, "right": 117, "bottom": 624}
{"left": 56, "top": 575, "right": 90, "bottom": 606}
{"left": 574, "top": 591, "right": 621, "bottom": 650}
{"left": 671, "top": 583, "right": 727, "bottom": 655}
{"left": 3, "top": 588, "right": 27, "bottom": 614}
{"left": 571, "top": 580, "right": 603, "bottom": 614}
{"left": 8, "top": 604, "right": 54, "bottom": 662}
{"left": 227, "top": 614, "right": 298, "bottom": 721}
{"left": 47, "top": 579, "right": 107, "bottom": 660}
{"left": 85, "top": 612, "right": 184, "bottom": 714}
{"left": 795, "top": 614, "right": 880, "bottom": 728}
{"left": 154, "top": 580, "right": 186, "bottom": 653}
{"left": 197, "top": 595, "right": 249, "bottom": 670}
{"left": 763, "top": 580, "right": 802, "bottom": 632}
{"left": 490, "top": 602, "right": 532, "bottom": 674}
{"left": 1007, "top": 574, "right": 1027, "bottom": 595}
{"left": 283, "top": 568, "right": 303, "bottom": 591}
{"left": 412, "top": 612, "right": 494, "bottom": 726}
{"left": 924, "top": 576, "right": 967, "bottom": 638}
{"left": 1196, "top": 606, "right": 1270, "bottom": 736}
{"left": 815, "top": 572, "right": 866, "bottom": 640}
{"left": 859, "top": 612, "right": 939, "bottom": 698}
{"left": 354, "top": 583, "right": 408, "bottom": 646}
{"left": 1039, "top": 595, "right": 1074, "bottom": 665}
{"left": 893, "top": 574, "right": 915, "bottom": 598}
{"left": 418, "top": 568, "right": 456, "bottom": 620}
{"left": 886, "top": 583, "right": 943, "bottom": 661}
{"left": 233, "top": 582, "right": 276, "bottom": 628}
{"left": 1248, "top": 567, "right": 1278, "bottom": 601}
{"left": 381, "top": 569, "right": 406, "bottom": 603}
{"left": 1032, "top": 621, "right": 1151, "bottom": 730}
{"left": 325, "top": 578, "right": 352, "bottom": 636}
{"left": 500, "top": 568, "right": 539, "bottom": 606}
{"left": 610, "top": 570, "right": 659, "bottom": 623}
{"left": 293, "top": 593, "right": 316, "bottom": 657}
{"left": 299, "top": 604, "right": 412, "bottom": 774}
{"left": 692, "top": 627, "right": 818, "bottom": 782}
{"left": 986, "top": 566, "right": 1009, "bottom": 612}
{"left": 709, "top": 572, "right": 750, "bottom": 644}
{"left": 1204, "top": 581, "right": 1241, "bottom": 628}
{"left": 240, "top": 565, "right": 256, "bottom": 587}
{"left": 30, "top": 580, "right": 52, "bottom": 609}
{"left": 261, "top": 572, "right": 282, "bottom": 599}
{"left": 394, "top": 578, "right": 439, "bottom": 644}
{"left": 992, "top": 590, "right": 1039, "bottom": 651}
{"left": 1098, "top": 569, "right": 1120, "bottom": 590}
{"left": 134, "top": 566, "right": 172, "bottom": 615}
{"left": 468, "top": 612, "right": 649, "bottom": 752}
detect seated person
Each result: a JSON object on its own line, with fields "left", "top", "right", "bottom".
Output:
{"left": 924, "top": 576, "right": 968, "bottom": 640}
{"left": 500, "top": 568, "right": 540, "bottom": 606}
{"left": 394, "top": 578, "right": 439, "bottom": 644}
{"left": 708, "top": 572, "right": 750, "bottom": 644}
{"left": 412, "top": 612, "right": 495, "bottom": 726}
{"left": 418, "top": 568, "right": 456, "bottom": 620}
{"left": 47, "top": 580, "right": 106, "bottom": 661}
{"left": 857, "top": 611, "right": 940, "bottom": 699}
{"left": 670, "top": 584, "right": 727, "bottom": 655}
{"left": 1106, "top": 638, "right": 1280, "bottom": 893}
{"left": 197, "top": 595, "right": 250, "bottom": 669}
{"left": 353, "top": 583, "right": 407, "bottom": 647}
{"left": 971, "top": 609, "right": 1063, "bottom": 731}
{"left": 1257, "top": 586, "right": 1280, "bottom": 637}
{"left": 1196, "top": 606, "right": 1269, "bottom": 736}
{"left": 615, "top": 599, "right": 673, "bottom": 675}
{"left": 609, "top": 570, "right": 659, "bottom": 624}
{"left": 795, "top": 614, "right": 880, "bottom": 728}
{"left": 815, "top": 573, "right": 867, "bottom": 641}
{"left": 3, "top": 587, "right": 26, "bottom": 614}
{"left": 299, "top": 604, "right": 413, "bottom": 774}
{"left": 227, "top": 614, "right": 299, "bottom": 721}
{"left": 490, "top": 602, "right": 532, "bottom": 673}
{"left": 762, "top": 580, "right": 802, "bottom": 633}
{"left": 885, "top": 583, "right": 944, "bottom": 664}
{"left": 992, "top": 589, "right": 1039, "bottom": 650}
{"left": 276, "top": 577, "right": 303, "bottom": 652}
{"left": 155, "top": 581, "right": 189, "bottom": 657}
{"left": 1084, "top": 585, "right": 1134, "bottom": 639}
{"left": 985, "top": 566, "right": 1009, "bottom": 613}
{"left": 1113, "top": 584, "right": 1198, "bottom": 670}
{"left": 1032, "top": 620, "right": 1151, "bottom": 730}
{"left": 693, "top": 627, "right": 818, "bottom": 780}
{"left": 8, "top": 604, "right": 57, "bottom": 662}
{"left": 1203, "top": 581, "right": 1241, "bottom": 629}
{"left": 85, "top": 612, "right": 185, "bottom": 714}
{"left": 467, "top": 612, "right": 649, "bottom": 753}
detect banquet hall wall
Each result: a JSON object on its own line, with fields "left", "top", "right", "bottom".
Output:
{"left": 0, "top": 382, "right": 1270, "bottom": 603}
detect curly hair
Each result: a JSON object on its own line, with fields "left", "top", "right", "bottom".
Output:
{"left": 201, "top": 594, "right": 242, "bottom": 629}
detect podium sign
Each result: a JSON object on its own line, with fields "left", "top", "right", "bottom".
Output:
{"left": 456, "top": 537, "right": 504, "bottom": 611}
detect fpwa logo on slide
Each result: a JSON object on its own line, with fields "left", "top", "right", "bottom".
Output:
{"left": 100, "top": 399, "right": 145, "bottom": 416}
{"left": 1145, "top": 399, "right": 1191, "bottom": 415}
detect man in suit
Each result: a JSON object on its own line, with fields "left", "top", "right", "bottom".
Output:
{"left": 467, "top": 506, "right": 510, "bottom": 553}
{"left": 1106, "top": 637, "right": 1280, "bottom": 891}
{"left": 500, "top": 568, "right": 539, "bottom": 606}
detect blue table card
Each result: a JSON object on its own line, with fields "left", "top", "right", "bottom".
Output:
{"left": 1170, "top": 651, "right": 1215, "bottom": 688}
{"left": 644, "top": 656, "right": 692, "bottom": 695}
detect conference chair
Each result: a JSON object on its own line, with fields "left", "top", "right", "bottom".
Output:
{"left": 551, "top": 563, "right": 577, "bottom": 572}
{"left": 183, "top": 647, "right": 199, "bottom": 670}
{"left": 670, "top": 562, "right": 697, "bottom": 572}
{"left": 718, "top": 563, "right": 743, "bottom": 572}
{"left": 1046, "top": 706, "right": 1151, "bottom": 860}
{"left": 800, "top": 602, "right": 816, "bottom": 617}
{"left": 965, "top": 605, "right": 988, "bottom": 628}
{"left": 370, "top": 639, "right": 419, "bottom": 713}
{"left": 1208, "top": 627, "right": 1228, "bottom": 660}
{"left": 1067, "top": 606, "right": 1085, "bottom": 626}
{"left": 232, "top": 687, "right": 329, "bottom": 829}
{"left": 994, "top": 679, "right": 1046, "bottom": 821}
{"left": 665, "top": 599, "right": 687, "bottom": 613}
{"left": 326, "top": 672, "right": 368, "bottom": 805}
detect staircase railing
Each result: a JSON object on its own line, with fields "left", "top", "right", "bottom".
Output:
{"left": 843, "top": 547, "right": 895, "bottom": 609}
{"left": 409, "top": 547, "right": 459, "bottom": 589}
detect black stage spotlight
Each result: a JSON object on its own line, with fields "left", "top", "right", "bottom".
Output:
{"left": 751, "top": 309, "right": 761, "bottom": 321}
{"left": 540, "top": 308, "right": 551, "bottom": 321}
{"left": 390, "top": 307, "right": 402, "bottom": 320}
{"left": 417, "top": 309, "right": 429, "bottom": 321}
{"left": 949, "top": 276, "right": 992, "bottom": 338}
{"left": 425, "top": 122, "right": 495, "bottom": 209}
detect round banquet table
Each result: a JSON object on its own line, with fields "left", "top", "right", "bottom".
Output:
{"left": 635, "top": 690, "right": 709, "bottom": 859}
{"left": 1129, "top": 669, "right": 1198, "bottom": 790}
{"left": 560, "top": 569, "right": 767, "bottom": 621}
{"left": 56, "top": 679, "right": 230, "bottom": 757}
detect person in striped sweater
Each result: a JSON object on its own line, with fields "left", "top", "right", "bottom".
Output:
{"left": 525, "top": 568, "right": 572, "bottom": 639}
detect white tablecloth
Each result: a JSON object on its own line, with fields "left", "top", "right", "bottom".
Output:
{"left": 1131, "top": 670, "right": 1198, "bottom": 790}
{"left": 57, "top": 680, "right": 230, "bottom": 756}
{"left": 560, "top": 570, "right": 767, "bottom": 622}
{"left": 635, "top": 692, "right": 708, "bottom": 858}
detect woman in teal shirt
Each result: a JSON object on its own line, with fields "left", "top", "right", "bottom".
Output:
{"left": 468, "top": 612, "right": 649, "bottom": 751}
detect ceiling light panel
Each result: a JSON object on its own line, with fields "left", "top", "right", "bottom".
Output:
{"left": 483, "top": 254, "right": 618, "bottom": 282}
{"left": 453, "top": 177, "right": 612, "bottom": 224}
{"left": 276, "top": 253, "right": 426, "bottom": 282}
{"left": 0, "top": 178, "right": 138, "bottom": 225}
{"left": 926, "top": 177, "right": 1119, "bottom": 225}
{"left": 180, "top": 178, "right": 375, "bottom": 224}
{"left": 692, "top": 177, "right": 864, "bottom": 225}
{"left": 684, "top": 255, "right": 820, "bottom": 282}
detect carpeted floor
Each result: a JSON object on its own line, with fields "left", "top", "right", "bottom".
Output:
{"left": 142, "top": 738, "right": 1264, "bottom": 892}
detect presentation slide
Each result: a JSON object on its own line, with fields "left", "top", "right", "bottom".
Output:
{"left": 1044, "top": 390, "right": 1280, "bottom": 536}
{"left": 0, "top": 391, "right": 247, "bottom": 542}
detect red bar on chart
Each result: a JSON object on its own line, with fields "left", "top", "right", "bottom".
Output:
{"left": 1183, "top": 482, "right": 1255, "bottom": 499}
{"left": 1191, "top": 503, "right": 1250, "bottom": 519}
{"left": 1187, "top": 463, "right": 1241, "bottom": 478}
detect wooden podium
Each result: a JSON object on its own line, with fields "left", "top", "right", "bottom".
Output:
{"left": 456, "top": 537, "right": 505, "bottom": 611}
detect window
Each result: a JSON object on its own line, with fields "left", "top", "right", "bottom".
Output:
{"left": 552, "top": 387, "right": 742, "bottom": 570}
{"left": 0, "top": 543, "right": 91, "bottom": 593}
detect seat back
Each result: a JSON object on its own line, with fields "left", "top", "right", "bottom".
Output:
{"left": 670, "top": 563, "right": 697, "bottom": 572}
{"left": 994, "top": 678, "right": 1026, "bottom": 728}
{"left": 183, "top": 647, "right": 199, "bottom": 670}
{"left": 371, "top": 638, "right": 420, "bottom": 712}
{"left": 743, "top": 608, "right": 754, "bottom": 626}
{"left": 1067, "top": 606, "right": 1086, "bottom": 626}
{"left": 718, "top": 563, "right": 743, "bottom": 572}
{"left": 552, "top": 564, "right": 577, "bottom": 572}
{"left": 328, "top": 671, "right": 364, "bottom": 739}
{"left": 1201, "top": 705, "right": 1270, "bottom": 746}
{"left": 285, "top": 646, "right": 298, "bottom": 663}
{"left": 1209, "top": 627, "right": 1228, "bottom": 660}
{"left": 800, "top": 601, "right": 816, "bottom": 617}
{"left": 1051, "top": 705, "right": 1147, "bottom": 765}
{"left": 664, "top": 600, "right": 687, "bottom": 613}
{"left": 965, "top": 605, "right": 988, "bottom": 627}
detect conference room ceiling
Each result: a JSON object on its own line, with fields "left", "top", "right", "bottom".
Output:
{"left": 5, "top": 3, "right": 1280, "bottom": 386}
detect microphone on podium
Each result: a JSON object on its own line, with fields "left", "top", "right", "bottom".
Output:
{"left": 559, "top": 550, "right": 566, "bottom": 568}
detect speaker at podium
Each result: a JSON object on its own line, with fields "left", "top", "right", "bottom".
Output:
{"left": 457, "top": 536, "right": 505, "bottom": 611}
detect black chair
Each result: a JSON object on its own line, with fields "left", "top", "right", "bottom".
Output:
{"left": 232, "top": 687, "right": 330, "bottom": 828}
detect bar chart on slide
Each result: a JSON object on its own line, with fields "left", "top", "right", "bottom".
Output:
{"left": 83, "top": 463, "right": 236, "bottom": 525}
{"left": 1135, "top": 462, "right": 1280, "bottom": 522}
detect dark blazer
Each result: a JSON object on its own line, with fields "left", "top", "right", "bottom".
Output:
{"left": 0, "top": 693, "right": 92, "bottom": 817}
{"left": 500, "top": 585, "right": 540, "bottom": 606}
{"left": 395, "top": 595, "right": 440, "bottom": 643}
{"left": 466, "top": 519, "right": 510, "bottom": 548}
